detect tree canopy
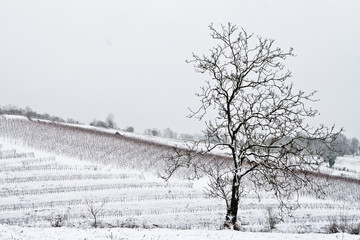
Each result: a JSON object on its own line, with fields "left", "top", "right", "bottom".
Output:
{"left": 162, "top": 23, "right": 340, "bottom": 229}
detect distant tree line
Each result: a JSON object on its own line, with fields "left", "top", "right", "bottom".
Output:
{"left": 142, "top": 126, "right": 359, "bottom": 168}
{"left": 290, "top": 133, "right": 359, "bottom": 168}
{"left": 0, "top": 105, "right": 124, "bottom": 131}
{"left": 90, "top": 113, "right": 118, "bottom": 129}
{"left": 267, "top": 133, "right": 359, "bottom": 168}
{"left": 143, "top": 127, "right": 205, "bottom": 141}
{"left": 0, "top": 105, "right": 81, "bottom": 124}
{"left": 89, "top": 115, "right": 135, "bottom": 133}
{"left": 324, "top": 133, "right": 359, "bottom": 167}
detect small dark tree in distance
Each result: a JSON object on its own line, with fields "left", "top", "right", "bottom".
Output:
{"left": 90, "top": 119, "right": 108, "bottom": 128}
{"left": 106, "top": 113, "right": 117, "bottom": 129}
{"left": 333, "top": 133, "right": 350, "bottom": 156}
{"left": 326, "top": 152, "right": 336, "bottom": 168}
{"left": 161, "top": 23, "right": 340, "bottom": 229}
{"left": 163, "top": 127, "right": 177, "bottom": 139}
{"left": 125, "top": 126, "right": 135, "bottom": 133}
{"left": 350, "top": 137, "right": 359, "bottom": 156}
{"left": 144, "top": 128, "right": 162, "bottom": 137}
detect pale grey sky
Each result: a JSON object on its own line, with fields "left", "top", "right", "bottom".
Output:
{"left": 0, "top": 0, "right": 359, "bottom": 137}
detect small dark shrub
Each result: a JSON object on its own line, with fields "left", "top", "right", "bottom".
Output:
{"left": 120, "top": 218, "right": 140, "bottom": 228}
{"left": 349, "top": 223, "right": 360, "bottom": 235}
{"left": 49, "top": 214, "right": 65, "bottom": 227}
{"left": 327, "top": 221, "right": 339, "bottom": 233}
{"left": 233, "top": 223, "right": 241, "bottom": 231}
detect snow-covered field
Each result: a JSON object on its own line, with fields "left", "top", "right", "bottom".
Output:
{"left": 319, "top": 155, "right": 360, "bottom": 179}
{"left": 1, "top": 225, "right": 359, "bottom": 240}
{"left": 0, "top": 116, "right": 360, "bottom": 239}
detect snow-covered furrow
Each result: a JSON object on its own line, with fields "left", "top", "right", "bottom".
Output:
{"left": 0, "top": 191, "right": 208, "bottom": 212}
{"left": 0, "top": 172, "right": 142, "bottom": 184}
{"left": 0, "top": 163, "right": 101, "bottom": 172}
{"left": 0, "top": 181, "right": 193, "bottom": 197}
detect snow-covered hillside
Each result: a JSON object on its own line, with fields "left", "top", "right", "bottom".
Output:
{"left": 0, "top": 116, "right": 360, "bottom": 239}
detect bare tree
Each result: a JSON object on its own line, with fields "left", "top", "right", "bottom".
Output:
{"left": 161, "top": 23, "right": 340, "bottom": 229}
{"left": 163, "top": 127, "right": 177, "bottom": 139}
{"left": 125, "top": 126, "right": 135, "bottom": 132}
{"left": 85, "top": 199, "right": 106, "bottom": 228}
{"left": 350, "top": 137, "right": 359, "bottom": 156}
{"left": 144, "top": 128, "right": 162, "bottom": 137}
{"left": 333, "top": 133, "right": 350, "bottom": 156}
{"left": 106, "top": 113, "right": 117, "bottom": 129}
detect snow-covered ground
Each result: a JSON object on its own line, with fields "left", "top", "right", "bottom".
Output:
{"left": 0, "top": 117, "right": 360, "bottom": 239}
{"left": 1, "top": 225, "right": 360, "bottom": 240}
{"left": 334, "top": 156, "right": 360, "bottom": 173}
{"left": 320, "top": 156, "right": 360, "bottom": 179}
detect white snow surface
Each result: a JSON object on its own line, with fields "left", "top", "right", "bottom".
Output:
{"left": 0, "top": 225, "right": 359, "bottom": 240}
{"left": 1, "top": 117, "right": 360, "bottom": 239}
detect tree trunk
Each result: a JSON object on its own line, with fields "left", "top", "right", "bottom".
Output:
{"left": 225, "top": 173, "right": 240, "bottom": 227}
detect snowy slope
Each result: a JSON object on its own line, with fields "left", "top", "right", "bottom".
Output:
{"left": 0, "top": 116, "right": 360, "bottom": 238}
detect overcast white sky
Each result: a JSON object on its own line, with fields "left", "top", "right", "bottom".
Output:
{"left": 0, "top": 0, "right": 359, "bottom": 137}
